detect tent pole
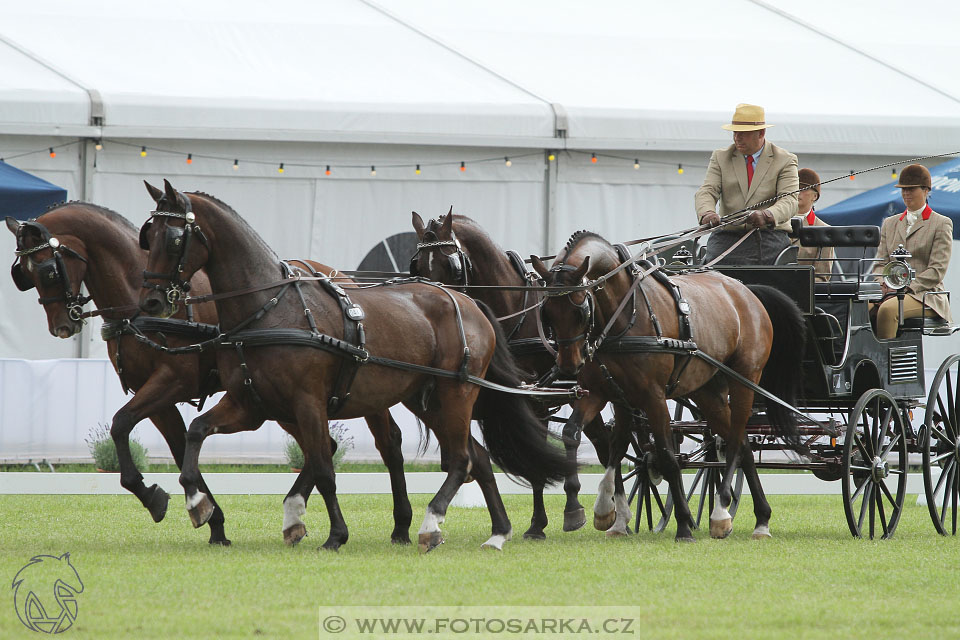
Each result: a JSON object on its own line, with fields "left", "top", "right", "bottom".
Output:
{"left": 543, "top": 149, "right": 557, "bottom": 256}
{"left": 76, "top": 138, "right": 97, "bottom": 359}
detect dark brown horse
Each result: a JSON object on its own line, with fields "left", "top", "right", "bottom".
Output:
{"left": 410, "top": 211, "right": 612, "bottom": 538}
{"left": 137, "top": 180, "right": 572, "bottom": 551}
{"left": 533, "top": 231, "right": 806, "bottom": 541}
{"left": 6, "top": 201, "right": 413, "bottom": 545}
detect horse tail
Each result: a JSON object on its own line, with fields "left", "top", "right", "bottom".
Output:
{"left": 471, "top": 300, "right": 576, "bottom": 487}
{"left": 746, "top": 284, "right": 808, "bottom": 455}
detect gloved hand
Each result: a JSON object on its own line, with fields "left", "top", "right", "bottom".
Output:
{"left": 699, "top": 211, "right": 721, "bottom": 228}
{"left": 746, "top": 209, "right": 775, "bottom": 228}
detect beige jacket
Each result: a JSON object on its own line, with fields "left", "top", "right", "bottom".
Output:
{"left": 792, "top": 211, "right": 835, "bottom": 282}
{"left": 873, "top": 207, "right": 953, "bottom": 323}
{"left": 695, "top": 142, "right": 799, "bottom": 232}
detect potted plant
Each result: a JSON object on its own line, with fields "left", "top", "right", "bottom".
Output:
{"left": 285, "top": 422, "right": 354, "bottom": 471}
{"left": 86, "top": 423, "right": 149, "bottom": 472}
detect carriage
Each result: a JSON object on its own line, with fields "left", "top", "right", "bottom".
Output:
{"left": 621, "top": 222, "right": 960, "bottom": 539}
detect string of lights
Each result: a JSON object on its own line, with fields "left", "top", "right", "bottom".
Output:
{"left": 0, "top": 138, "right": 913, "bottom": 181}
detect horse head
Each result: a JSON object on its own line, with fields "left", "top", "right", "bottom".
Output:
{"left": 532, "top": 231, "right": 622, "bottom": 376}
{"left": 6, "top": 211, "right": 91, "bottom": 338}
{"left": 139, "top": 179, "right": 209, "bottom": 318}
{"left": 410, "top": 207, "right": 473, "bottom": 285}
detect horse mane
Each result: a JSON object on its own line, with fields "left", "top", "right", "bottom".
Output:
{"left": 563, "top": 230, "right": 607, "bottom": 254}
{"left": 188, "top": 191, "right": 278, "bottom": 259}
{"left": 43, "top": 201, "right": 138, "bottom": 233}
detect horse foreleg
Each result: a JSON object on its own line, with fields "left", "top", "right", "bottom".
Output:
{"left": 294, "top": 401, "right": 348, "bottom": 552}
{"left": 276, "top": 423, "right": 314, "bottom": 546}
{"left": 179, "top": 394, "right": 262, "bottom": 532}
{"left": 365, "top": 410, "right": 412, "bottom": 544}
{"left": 604, "top": 404, "right": 635, "bottom": 537}
{"left": 468, "top": 436, "right": 513, "bottom": 551}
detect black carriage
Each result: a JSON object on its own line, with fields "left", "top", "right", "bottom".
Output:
{"left": 626, "top": 223, "right": 960, "bottom": 539}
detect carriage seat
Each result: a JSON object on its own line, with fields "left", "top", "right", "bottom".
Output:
{"left": 810, "top": 307, "right": 844, "bottom": 365}
{"left": 814, "top": 280, "right": 882, "bottom": 300}
{"left": 901, "top": 315, "right": 957, "bottom": 335}
{"left": 793, "top": 223, "right": 881, "bottom": 248}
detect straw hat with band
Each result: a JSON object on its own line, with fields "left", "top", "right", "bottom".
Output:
{"left": 895, "top": 164, "right": 932, "bottom": 189}
{"left": 721, "top": 103, "right": 774, "bottom": 132}
{"left": 798, "top": 168, "right": 821, "bottom": 200}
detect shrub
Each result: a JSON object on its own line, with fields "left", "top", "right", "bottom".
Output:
{"left": 284, "top": 422, "right": 354, "bottom": 470}
{"left": 85, "top": 424, "right": 148, "bottom": 472}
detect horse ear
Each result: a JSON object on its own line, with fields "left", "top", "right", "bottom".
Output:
{"left": 530, "top": 255, "right": 549, "bottom": 280}
{"left": 572, "top": 256, "right": 591, "bottom": 282}
{"left": 144, "top": 181, "right": 163, "bottom": 204}
{"left": 439, "top": 210, "right": 453, "bottom": 236}
{"left": 412, "top": 212, "right": 426, "bottom": 239}
{"left": 162, "top": 179, "right": 179, "bottom": 204}
{"left": 5, "top": 217, "right": 20, "bottom": 235}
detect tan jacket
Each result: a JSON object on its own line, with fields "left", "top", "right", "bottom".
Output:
{"left": 695, "top": 142, "right": 799, "bottom": 231}
{"left": 792, "top": 211, "right": 835, "bottom": 283}
{"left": 873, "top": 207, "right": 953, "bottom": 323}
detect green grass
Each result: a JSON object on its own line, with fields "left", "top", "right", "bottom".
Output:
{"left": 1, "top": 493, "right": 959, "bottom": 639}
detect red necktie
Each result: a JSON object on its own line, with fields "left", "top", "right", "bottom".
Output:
{"left": 746, "top": 155, "right": 754, "bottom": 188}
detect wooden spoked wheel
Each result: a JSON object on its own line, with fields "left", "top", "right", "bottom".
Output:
{"left": 841, "top": 389, "right": 907, "bottom": 539}
{"left": 922, "top": 354, "right": 960, "bottom": 536}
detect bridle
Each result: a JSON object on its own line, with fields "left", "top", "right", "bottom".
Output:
{"left": 540, "top": 263, "right": 597, "bottom": 360}
{"left": 140, "top": 196, "right": 208, "bottom": 305}
{"left": 10, "top": 220, "right": 91, "bottom": 322}
{"left": 409, "top": 228, "right": 473, "bottom": 286}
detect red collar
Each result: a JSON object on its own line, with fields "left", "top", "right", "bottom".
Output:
{"left": 805, "top": 208, "right": 816, "bottom": 226}
{"left": 899, "top": 204, "right": 932, "bottom": 221}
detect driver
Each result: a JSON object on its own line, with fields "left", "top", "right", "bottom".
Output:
{"left": 872, "top": 163, "right": 953, "bottom": 339}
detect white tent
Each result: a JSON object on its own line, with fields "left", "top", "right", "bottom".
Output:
{"left": 2, "top": 0, "right": 959, "bottom": 461}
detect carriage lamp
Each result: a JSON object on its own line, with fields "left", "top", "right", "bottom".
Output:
{"left": 882, "top": 245, "right": 914, "bottom": 290}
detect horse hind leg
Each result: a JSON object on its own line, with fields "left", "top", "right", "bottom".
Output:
{"left": 278, "top": 424, "right": 312, "bottom": 546}
{"left": 467, "top": 436, "right": 513, "bottom": 551}
{"left": 365, "top": 411, "right": 413, "bottom": 544}
{"left": 415, "top": 405, "right": 472, "bottom": 553}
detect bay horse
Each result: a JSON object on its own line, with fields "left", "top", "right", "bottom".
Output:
{"left": 6, "top": 201, "right": 413, "bottom": 545}
{"left": 533, "top": 231, "right": 806, "bottom": 541}
{"left": 137, "top": 179, "right": 572, "bottom": 551}
{"left": 410, "top": 210, "right": 612, "bottom": 539}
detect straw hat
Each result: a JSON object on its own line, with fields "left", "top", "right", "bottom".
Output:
{"left": 721, "top": 103, "right": 773, "bottom": 131}
{"left": 895, "top": 164, "right": 932, "bottom": 189}
{"left": 798, "top": 168, "right": 821, "bottom": 199}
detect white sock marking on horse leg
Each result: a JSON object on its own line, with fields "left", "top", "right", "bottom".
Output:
{"left": 593, "top": 467, "right": 617, "bottom": 515}
{"left": 752, "top": 524, "right": 772, "bottom": 539}
{"left": 418, "top": 508, "right": 444, "bottom": 535}
{"left": 185, "top": 491, "right": 207, "bottom": 510}
{"left": 282, "top": 495, "right": 306, "bottom": 532}
{"left": 710, "top": 502, "right": 732, "bottom": 523}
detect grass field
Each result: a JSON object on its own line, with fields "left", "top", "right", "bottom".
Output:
{"left": 2, "top": 492, "right": 959, "bottom": 639}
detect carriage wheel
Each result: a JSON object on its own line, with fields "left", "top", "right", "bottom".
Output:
{"left": 922, "top": 354, "right": 960, "bottom": 535}
{"left": 674, "top": 441, "right": 745, "bottom": 531}
{"left": 624, "top": 431, "right": 671, "bottom": 533}
{"left": 841, "top": 389, "right": 907, "bottom": 539}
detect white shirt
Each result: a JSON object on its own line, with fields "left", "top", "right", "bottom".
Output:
{"left": 905, "top": 207, "right": 924, "bottom": 234}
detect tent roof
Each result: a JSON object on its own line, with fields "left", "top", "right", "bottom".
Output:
{"left": 0, "top": 162, "right": 68, "bottom": 220}
{"left": 2, "top": 0, "right": 959, "bottom": 151}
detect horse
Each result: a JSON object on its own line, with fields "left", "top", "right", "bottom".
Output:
{"left": 533, "top": 230, "right": 806, "bottom": 541}
{"left": 410, "top": 210, "right": 613, "bottom": 538}
{"left": 137, "top": 179, "right": 573, "bottom": 551}
{"left": 6, "top": 201, "right": 414, "bottom": 545}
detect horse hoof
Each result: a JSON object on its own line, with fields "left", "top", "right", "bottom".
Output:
{"left": 208, "top": 536, "right": 232, "bottom": 546}
{"left": 522, "top": 526, "right": 546, "bottom": 541}
{"left": 480, "top": 533, "right": 510, "bottom": 551}
{"left": 284, "top": 523, "right": 307, "bottom": 546}
{"left": 186, "top": 493, "right": 214, "bottom": 529}
{"left": 605, "top": 526, "right": 629, "bottom": 538}
{"left": 146, "top": 484, "right": 170, "bottom": 523}
{"left": 593, "top": 510, "right": 616, "bottom": 532}
{"left": 418, "top": 531, "right": 444, "bottom": 554}
{"left": 319, "top": 541, "right": 341, "bottom": 552}
{"left": 391, "top": 535, "right": 412, "bottom": 545}
{"left": 752, "top": 526, "right": 772, "bottom": 540}
{"left": 563, "top": 508, "right": 586, "bottom": 532}
{"left": 710, "top": 517, "right": 733, "bottom": 539}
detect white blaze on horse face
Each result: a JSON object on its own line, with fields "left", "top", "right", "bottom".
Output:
{"left": 418, "top": 508, "right": 445, "bottom": 535}
{"left": 186, "top": 490, "right": 207, "bottom": 510}
{"left": 426, "top": 251, "right": 434, "bottom": 276}
{"left": 282, "top": 494, "right": 306, "bottom": 531}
